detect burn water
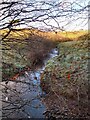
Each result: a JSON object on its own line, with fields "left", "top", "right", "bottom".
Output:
{"left": 1, "top": 48, "right": 58, "bottom": 119}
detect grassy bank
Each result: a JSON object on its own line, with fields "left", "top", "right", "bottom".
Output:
{"left": 40, "top": 33, "right": 89, "bottom": 118}
{"left": 1, "top": 28, "right": 88, "bottom": 82}
{"left": 1, "top": 29, "right": 56, "bottom": 81}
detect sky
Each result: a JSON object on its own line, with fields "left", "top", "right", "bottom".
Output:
{"left": 26, "top": 0, "right": 89, "bottom": 31}
{"left": 23, "top": 0, "right": 89, "bottom": 31}
{"left": 0, "top": 0, "right": 89, "bottom": 31}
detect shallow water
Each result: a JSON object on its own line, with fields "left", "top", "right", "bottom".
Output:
{"left": 1, "top": 48, "right": 58, "bottom": 119}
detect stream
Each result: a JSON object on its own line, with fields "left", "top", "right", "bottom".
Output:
{"left": 1, "top": 48, "right": 58, "bottom": 119}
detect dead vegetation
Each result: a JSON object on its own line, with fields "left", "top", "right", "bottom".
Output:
{"left": 40, "top": 33, "right": 89, "bottom": 119}
{"left": 2, "top": 29, "right": 56, "bottom": 81}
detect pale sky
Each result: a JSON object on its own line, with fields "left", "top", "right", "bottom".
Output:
{"left": 0, "top": 0, "right": 89, "bottom": 31}
{"left": 21, "top": 0, "right": 89, "bottom": 31}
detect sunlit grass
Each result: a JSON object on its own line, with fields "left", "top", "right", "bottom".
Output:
{"left": 1, "top": 28, "right": 88, "bottom": 81}
{"left": 58, "top": 30, "right": 87, "bottom": 39}
{"left": 0, "top": 28, "right": 87, "bottom": 41}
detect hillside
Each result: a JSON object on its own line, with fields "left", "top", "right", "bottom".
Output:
{"left": 1, "top": 29, "right": 56, "bottom": 81}
{"left": 1, "top": 29, "right": 88, "bottom": 82}
{"left": 1, "top": 28, "right": 89, "bottom": 118}
{"left": 40, "top": 33, "right": 89, "bottom": 118}
{"left": 0, "top": 28, "right": 87, "bottom": 40}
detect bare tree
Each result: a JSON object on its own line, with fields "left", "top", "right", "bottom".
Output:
{"left": 0, "top": 0, "right": 89, "bottom": 119}
{"left": 0, "top": 0, "right": 88, "bottom": 32}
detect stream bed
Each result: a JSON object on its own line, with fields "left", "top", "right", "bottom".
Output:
{"left": 1, "top": 48, "right": 58, "bottom": 119}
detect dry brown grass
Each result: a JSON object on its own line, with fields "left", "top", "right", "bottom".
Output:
{"left": 0, "top": 28, "right": 87, "bottom": 41}
{"left": 40, "top": 34, "right": 89, "bottom": 118}
{"left": 1, "top": 28, "right": 88, "bottom": 81}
